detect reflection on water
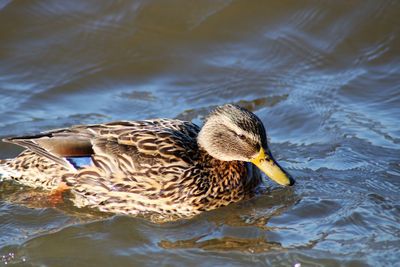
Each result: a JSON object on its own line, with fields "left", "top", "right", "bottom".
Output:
{"left": 0, "top": 0, "right": 399, "bottom": 266}
{"left": 159, "top": 236, "right": 284, "bottom": 253}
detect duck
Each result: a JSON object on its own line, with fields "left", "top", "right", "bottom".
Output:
{"left": 0, "top": 104, "right": 294, "bottom": 218}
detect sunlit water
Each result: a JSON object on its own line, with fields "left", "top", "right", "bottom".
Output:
{"left": 0, "top": 1, "right": 399, "bottom": 266}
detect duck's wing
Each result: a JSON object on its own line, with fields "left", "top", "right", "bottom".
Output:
{"left": 3, "top": 127, "right": 95, "bottom": 170}
{"left": 2, "top": 119, "right": 200, "bottom": 172}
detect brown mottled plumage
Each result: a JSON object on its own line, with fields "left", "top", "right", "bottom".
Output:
{"left": 0, "top": 104, "right": 294, "bottom": 219}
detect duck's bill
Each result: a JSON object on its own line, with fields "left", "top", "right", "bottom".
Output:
{"left": 250, "top": 148, "right": 295, "bottom": 186}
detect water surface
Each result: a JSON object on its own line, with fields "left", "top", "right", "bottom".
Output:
{"left": 0, "top": 1, "right": 399, "bottom": 266}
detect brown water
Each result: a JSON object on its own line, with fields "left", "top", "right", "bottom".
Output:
{"left": 0, "top": 1, "right": 399, "bottom": 266}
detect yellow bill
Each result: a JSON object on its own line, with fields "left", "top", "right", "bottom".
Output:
{"left": 250, "top": 148, "right": 294, "bottom": 186}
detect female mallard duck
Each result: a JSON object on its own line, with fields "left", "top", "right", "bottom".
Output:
{"left": 0, "top": 104, "right": 294, "bottom": 218}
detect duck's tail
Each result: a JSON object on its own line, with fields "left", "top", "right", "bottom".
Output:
{"left": 0, "top": 153, "right": 65, "bottom": 190}
{"left": 0, "top": 158, "right": 22, "bottom": 182}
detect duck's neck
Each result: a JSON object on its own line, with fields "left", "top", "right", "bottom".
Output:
{"left": 198, "top": 148, "right": 259, "bottom": 192}
{"left": 195, "top": 149, "right": 262, "bottom": 210}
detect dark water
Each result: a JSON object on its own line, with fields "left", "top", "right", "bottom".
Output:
{"left": 0, "top": 1, "right": 399, "bottom": 266}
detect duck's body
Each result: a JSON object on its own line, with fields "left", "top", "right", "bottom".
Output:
{"left": 0, "top": 105, "right": 293, "bottom": 218}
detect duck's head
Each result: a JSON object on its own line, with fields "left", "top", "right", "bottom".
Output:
{"left": 198, "top": 104, "right": 295, "bottom": 186}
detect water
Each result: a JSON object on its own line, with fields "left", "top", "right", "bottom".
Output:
{"left": 0, "top": 0, "right": 399, "bottom": 266}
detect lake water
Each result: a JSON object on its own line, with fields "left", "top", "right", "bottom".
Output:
{"left": 0, "top": 1, "right": 399, "bottom": 266}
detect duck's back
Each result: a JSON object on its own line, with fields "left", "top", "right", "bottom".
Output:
{"left": 1, "top": 119, "right": 204, "bottom": 215}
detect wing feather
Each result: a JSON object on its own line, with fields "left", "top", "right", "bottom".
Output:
{"left": 2, "top": 119, "right": 200, "bottom": 174}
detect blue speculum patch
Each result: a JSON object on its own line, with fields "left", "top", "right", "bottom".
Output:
{"left": 66, "top": 157, "right": 93, "bottom": 169}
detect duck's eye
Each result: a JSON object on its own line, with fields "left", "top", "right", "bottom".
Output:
{"left": 238, "top": 134, "right": 246, "bottom": 141}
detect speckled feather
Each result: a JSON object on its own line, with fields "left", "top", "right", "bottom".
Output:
{"left": 1, "top": 118, "right": 262, "bottom": 218}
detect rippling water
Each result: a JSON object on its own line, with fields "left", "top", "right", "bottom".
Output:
{"left": 0, "top": 1, "right": 399, "bottom": 266}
